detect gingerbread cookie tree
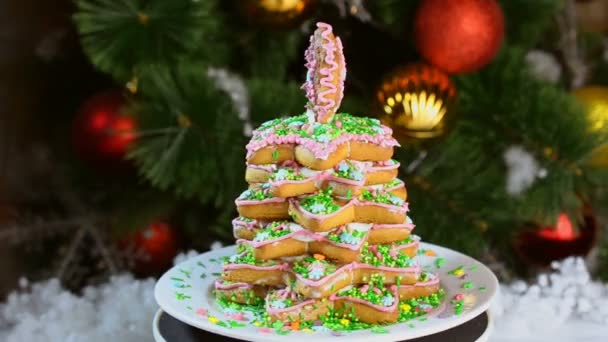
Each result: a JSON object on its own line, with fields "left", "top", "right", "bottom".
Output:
{"left": 215, "top": 22, "right": 443, "bottom": 329}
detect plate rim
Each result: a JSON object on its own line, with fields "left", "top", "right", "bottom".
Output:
{"left": 155, "top": 242, "right": 498, "bottom": 342}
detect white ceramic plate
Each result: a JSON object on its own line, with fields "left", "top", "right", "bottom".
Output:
{"left": 155, "top": 243, "right": 498, "bottom": 342}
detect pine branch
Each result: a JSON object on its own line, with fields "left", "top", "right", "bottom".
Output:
{"left": 455, "top": 46, "right": 606, "bottom": 223}
{"left": 74, "top": 0, "right": 222, "bottom": 81}
{"left": 247, "top": 78, "right": 305, "bottom": 126}
{"left": 128, "top": 64, "right": 245, "bottom": 219}
{"left": 499, "top": 0, "right": 562, "bottom": 48}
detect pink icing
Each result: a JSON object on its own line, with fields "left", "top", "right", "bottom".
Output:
{"left": 373, "top": 221, "right": 416, "bottom": 231}
{"left": 289, "top": 198, "right": 354, "bottom": 220}
{"left": 397, "top": 274, "right": 440, "bottom": 288}
{"left": 235, "top": 197, "right": 286, "bottom": 206}
{"left": 232, "top": 217, "right": 261, "bottom": 230}
{"left": 302, "top": 22, "right": 345, "bottom": 123}
{"left": 238, "top": 227, "right": 367, "bottom": 251}
{"left": 325, "top": 173, "right": 365, "bottom": 186}
{"left": 329, "top": 285, "right": 399, "bottom": 313}
{"left": 269, "top": 176, "right": 319, "bottom": 188}
{"left": 214, "top": 279, "right": 253, "bottom": 291}
{"left": 266, "top": 297, "right": 317, "bottom": 316}
{"left": 247, "top": 163, "right": 276, "bottom": 172}
{"left": 395, "top": 239, "right": 419, "bottom": 252}
{"left": 292, "top": 262, "right": 421, "bottom": 287}
{"left": 354, "top": 200, "right": 410, "bottom": 213}
{"left": 223, "top": 263, "right": 289, "bottom": 272}
{"left": 245, "top": 127, "right": 399, "bottom": 160}
{"left": 360, "top": 285, "right": 369, "bottom": 294}
{"left": 373, "top": 159, "right": 399, "bottom": 168}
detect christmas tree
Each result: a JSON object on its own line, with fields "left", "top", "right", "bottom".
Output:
{"left": 2, "top": 0, "right": 608, "bottom": 289}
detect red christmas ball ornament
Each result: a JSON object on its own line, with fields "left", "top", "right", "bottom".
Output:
{"left": 414, "top": 0, "right": 505, "bottom": 74}
{"left": 124, "top": 221, "right": 180, "bottom": 275}
{"left": 514, "top": 209, "right": 597, "bottom": 266}
{"left": 73, "top": 91, "right": 137, "bottom": 173}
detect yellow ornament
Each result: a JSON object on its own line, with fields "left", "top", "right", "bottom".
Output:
{"left": 400, "top": 303, "right": 412, "bottom": 312}
{"left": 240, "top": 0, "right": 317, "bottom": 29}
{"left": 376, "top": 64, "right": 457, "bottom": 145}
{"left": 572, "top": 86, "right": 608, "bottom": 167}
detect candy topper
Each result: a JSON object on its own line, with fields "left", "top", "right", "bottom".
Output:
{"left": 302, "top": 22, "right": 346, "bottom": 123}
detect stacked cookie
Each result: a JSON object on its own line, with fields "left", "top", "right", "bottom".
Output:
{"left": 213, "top": 22, "right": 442, "bottom": 326}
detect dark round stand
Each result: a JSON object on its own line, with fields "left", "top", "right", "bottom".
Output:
{"left": 153, "top": 310, "right": 492, "bottom": 342}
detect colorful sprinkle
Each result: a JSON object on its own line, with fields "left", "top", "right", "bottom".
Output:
{"left": 339, "top": 318, "right": 350, "bottom": 326}
{"left": 290, "top": 321, "right": 300, "bottom": 330}
{"left": 434, "top": 257, "right": 446, "bottom": 268}
{"left": 175, "top": 292, "right": 191, "bottom": 300}
{"left": 313, "top": 253, "right": 326, "bottom": 260}
{"left": 462, "top": 281, "right": 474, "bottom": 289}
{"left": 425, "top": 249, "right": 437, "bottom": 257}
{"left": 196, "top": 308, "right": 207, "bottom": 316}
{"left": 260, "top": 327, "right": 273, "bottom": 333}
{"left": 371, "top": 326, "right": 389, "bottom": 334}
{"left": 228, "top": 320, "right": 246, "bottom": 328}
{"left": 208, "top": 316, "right": 220, "bottom": 324}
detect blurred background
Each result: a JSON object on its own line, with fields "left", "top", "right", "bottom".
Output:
{"left": 1, "top": 0, "right": 608, "bottom": 309}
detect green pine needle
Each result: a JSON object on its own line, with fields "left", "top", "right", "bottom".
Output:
{"left": 128, "top": 63, "right": 245, "bottom": 212}
{"left": 74, "top": 0, "right": 221, "bottom": 81}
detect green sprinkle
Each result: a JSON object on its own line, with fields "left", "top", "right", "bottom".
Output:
{"left": 200, "top": 273, "right": 207, "bottom": 279}
{"left": 187, "top": 306, "right": 192, "bottom": 311}
{"left": 435, "top": 258, "right": 446, "bottom": 268}
{"left": 449, "top": 266, "right": 466, "bottom": 277}
{"left": 300, "top": 188, "right": 340, "bottom": 215}
{"left": 276, "top": 328, "right": 290, "bottom": 335}
{"left": 462, "top": 282, "right": 474, "bottom": 289}
{"left": 197, "top": 261, "right": 207, "bottom": 268}
{"left": 408, "top": 323, "right": 415, "bottom": 328}
{"left": 211, "top": 272, "right": 221, "bottom": 277}
{"left": 272, "top": 150, "right": 279, "bottom": 160}
{"left": 179, "top": 269, "right": 192, "bottom": 278}
{"left": 346, "top": 189, "right": 352, "bottom": 200}
{"left": 175, "top": 292, "right": 191, "bottom": 300}
{"left": 209, "top": 258, "right": 218, "bottom": 264}
{"left": 171, "top": 277, "right": 184, "bottom": 282}
{"left": 228, "top": 320, "right": 246, "bottom": 328}
{"left": 217, "top": 321, "right": 229, "bottom": 328}
{"left": 468, "top": 265, "right": 478, "bottom": 271}
{"left": 358, "top": 189, "right": 403, "bottom": 206}
{"left": 479, "top": 286, "right": 487, "bottom": 291}
{"left": 371, "top": 326, "right": 389, "bottom": 334}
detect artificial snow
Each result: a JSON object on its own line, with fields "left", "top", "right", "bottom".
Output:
{"left": 503, "top": 145, "right": 547, "bottom": 196}
{"left": 0, "top": 275, "right": 157, "bottom": 342}
{"left": 207, "top": 67, "right": 252, "bottom": 136}
{"left": 490, "top": 257, "right": 608, "bottom": 341}
{"left": 525, "top": 50, "right": 562, "bottom": 84}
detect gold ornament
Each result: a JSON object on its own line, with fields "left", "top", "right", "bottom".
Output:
{"left": 573, "top": 86, "right": 608, "bottom": 167}
{"left": 376, "top": 64, "right": 456, "bottom": 143}
{"left": 240, "top": 0, "right": 316, "bottom": 29}
{"left": 575, "top": 0, "right": 608, "bottom": 33}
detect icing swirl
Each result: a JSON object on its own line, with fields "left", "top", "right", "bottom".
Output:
{"left": 302, "top": 22, "right": 346, "bottom": 123}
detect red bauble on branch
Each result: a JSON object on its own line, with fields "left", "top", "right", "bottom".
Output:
{"left": 72, "top": 90, "right": 137, "bottom": 173}
{"left": 122, "top": 221, "right": 180, "bottom": 275}
{"left": 414, "top": 0, "right": 504, "bottom": 74}
{"left": 514, "top": 210, "right": 597, "bottom": 266}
